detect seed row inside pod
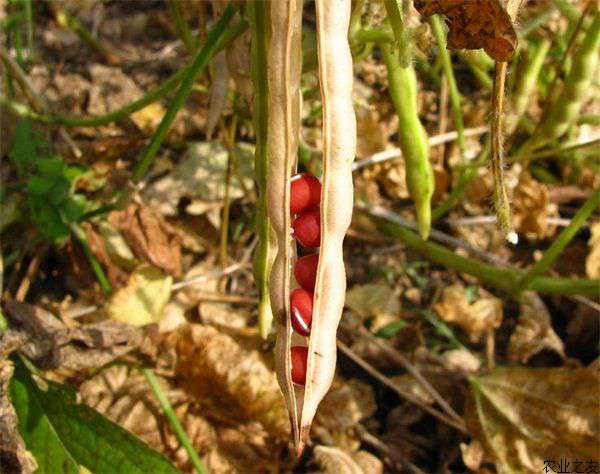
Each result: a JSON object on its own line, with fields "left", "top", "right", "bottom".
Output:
{"left": 289, "top": 173, "right": 322, "bottom": 384}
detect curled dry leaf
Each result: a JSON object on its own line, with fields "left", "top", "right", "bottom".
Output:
{"left": 108, "top": 204, "right": 182, "bottom": 277}
{"left": 2, "top": 301, "right": 142, "bottom": 370}
{"left": 175, "top": 324, "right": 290, "bottom": 437}
{"left": 508, "top": 292, "right": 565, "bottom": 363}
{"left": 105, "top": 265, "right": 172, "bottom": 327}
{"left": 585, "top": 221, "right": 600, "bottom": 279}
{"left": 467, "top": 367, "right": 600, "bottom": 473}
{"left": 460, "top": 440, "right": 485, "bottom": 472}
{"left": 433, "top": 284, "right": 503, "bottom": 342}
{"left": 313, "top": 445, "right": 383, "bottom": 474}
{"left": 414, "top": 0, "right": 518, "bottom": 62}
{"left": 512, "top": 173, "right": 558, "bottom": 241}
{"left": 314, "top": 379, "right": 377, "bottom": 451}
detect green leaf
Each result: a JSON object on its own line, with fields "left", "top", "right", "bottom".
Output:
{"left": 62, "top": 163, "right": 88, "bottom": 183}
{"left": 9, "top": 119, "right": 46, "bottom": 176}
{"left": 28, "top": 196, "right": 70, "bottom": 244}
{"left": 27, "top": 175, "right": 55, "bottom": 196}
{"left": 374, "top": 319, "right": 407, "bottom": 338}
{"left": 10, "top": 358, "right": 179, "bottom": 474}
{"left": 37, "top": 157, "right": 65, "bottom": 178}
{"left": 62, "top": 194, "right": 90, "bottom": 223}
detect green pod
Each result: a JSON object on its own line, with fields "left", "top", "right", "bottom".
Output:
{"left": 381, "top": 42, "right": 434, "bottom": 239}
{"left": 531, "top": 13, "right": 600, "bottom": 150}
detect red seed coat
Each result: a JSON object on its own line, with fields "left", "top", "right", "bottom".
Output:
{"left": 290, "top": 173, "right": 321, "bottom": 214}
{"left": 293, "top": 207, "right": 321, "bottom": 247}
{"left": 294, "top": 253, "right": 319, "bottom": 291}
{"left": 291, "top": 346, "right": 308, "bottom": 385}
{"left": 290, "top": 288, "right": 313, "bottom": 336}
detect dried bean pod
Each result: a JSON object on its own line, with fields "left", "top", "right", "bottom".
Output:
{"left": 300, "top": 0, "right": 356, "bottom": 448}
{"left": 268, "top": 0, "right": 356, "bottom": 454}
{"left": 529, "top": 12, "right": 600, "bottom": 150}
{"left": 267, "top": 0, "right": 304, "bottom": 448}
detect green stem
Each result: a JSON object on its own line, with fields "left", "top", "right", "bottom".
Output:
{"left": 168, "top": 0, "right": 198, "bottom": 54}
{"left": 430, "top": 15, "right": 466, "bottom": 156}
{"left": 248, "top": 1, "right": 273, "bottom": 339}
{"left": 69, "top": 222, "right": 112, "bottom": 295}
{"left": 458, "top": 51, "right": 493, "bottom": 90}
{"left": 514, "top": 188, "right": 600, "bottom": 293}
{"left": 142, "top": 369, "right": 207, "bottom": 474}
{"left": 24, "top": 0, "right": 33, "bottom": 60}
{"left": 432, "top": 139, "right": 490, "bottom": 220}
{"left": 0, "top": 19, "right": 246, "bottom": 128}
{"left": 363, "top": 206, "right": 599, "bottom": 297}
{"left": 54, "top": 6, "right": 120, "bottom": 65}
{"left": 131, "top": 4, "right": 235, "bottom": 183}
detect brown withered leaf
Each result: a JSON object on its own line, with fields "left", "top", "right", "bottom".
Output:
{"left": 313, "top": 446, "right": 383, "bottom": 474}
{"left": 512, "top": 173, "right": 558, "bottom": 240}
{"left": 1, "top": 301, "right": 142, "bottom": 370}
{"left": 108, "top": 204, "right": 182, "bottom": 276}
{"left": 508, "top": 292, "right": 565, "bottom": 363}
{"left": 105, "top": 265, "right": 172, "bottom": 327}
{"left": 313, "top": 379, "right": 377, "bottom": 451}
{"left": 414, "top": 0, "right": 518, "bottom": 61}
{"left": 345, "top": 283, "right": 401, "bottom": 331}
{"left": 586, "top": 221, "right": 600, "bottom": 279}
{"left": 175, "top": 324, "right": 290, "bottom": 437}
{"left": 433, "top": 284, "right": 503, "bottom": 342}
{"left": 80, "top": 365, "right": 219, "bottom": 472}
{"left": 467, "top": 367, "right": 600, "bottom": 473}
{"left": 460, "top": 440, "right": 485, "bottom": 472}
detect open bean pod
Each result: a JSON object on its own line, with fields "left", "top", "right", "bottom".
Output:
{"left": 267, "top": 0, "right": 356, "bottom": 454}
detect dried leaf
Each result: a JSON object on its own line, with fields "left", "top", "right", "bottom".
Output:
{"left": 105, "top": 265, "right": 172, "bottom": 327}
{"left": 314, "top": 379, "right": 377, "bottom": 450}
{"left": 87, "top": 64, "right": 165, "bottom": 132}
{"left": 508, "top": 292, "right": 565, "bottom": 363}
{"left": 345, "top": 283, "right": 401, "bottom": 330}
{"left": 467, "top": 367, "right": 600, "bottom": 473}
{"left": 460, "top": 440, "right": 485, "bottom": 472}
{"left": 441, "top": 349, "right": 481, "bottom": 373}
{"left": 414, "top": 0, "right": 518, "bottom": 61}
{"left": 142, "top": 142, "right": 254, "bottom": 224}
{"left": 586, "top": 221, "right": 600, "bottom": 279}
{"left": 313, "top": 446, "right": 382, "bottom": 474}
{"left": 175, "top": 324, "right": 289, "bottom": 437}
{"left": 512, "top": 173, "right": 558, "bottom": 240}
{"left": 108, "top": 204, "right": 182, "bottom": 276}
{"left": 79, "top": 365, "right": 217, "bottom": 472}
{"left": 2, "top": 301, "right": 142, "bottom": 370}
{"left": 433, "top": 284, "right": 503, "bottom": 342}
{"left": 356, "top": 107, "right": 387, "bottom": 158}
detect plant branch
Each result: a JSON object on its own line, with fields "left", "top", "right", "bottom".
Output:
{"left": 143, "top": 369, "right": 207, "bottom": 474}
{"left": 514, "top": 188, "right": 600, "bottom": 293}
{"left": 360, "top": 203, "right": 599, "bottom": 297}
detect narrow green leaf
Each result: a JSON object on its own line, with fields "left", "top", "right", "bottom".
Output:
{"left": 374, "top": 320, "right": 407, "bottom": 338}
{"left": 10, "top": 359, "right": 179, "bottom": 474}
